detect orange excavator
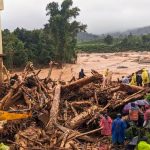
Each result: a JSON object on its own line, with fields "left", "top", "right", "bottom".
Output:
{"left": 0, "top": 109, "right": 32, "bottom": 121}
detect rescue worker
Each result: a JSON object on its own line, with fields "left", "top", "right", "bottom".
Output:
{"left": 112, "top": 114, "right": 126, "bottom": 145}
{"left": 79, "top": 69, "right": 86, "bottom": 79}
{"left": 136, "top": 73, "right": 142, "bottom": 86}
{"left": 137, "top": 137, "right": 150, "bottom": 150}
{"left": 104, "top": 68, "right": 109, "bottom": 77}
{"left": 142, "top": 68, "right": 150, "bottom": 87}
{"left": 99, "top": 113, "right": 112, "bottom": 136}
{"left": 103, "top": 68, "right": 112, "bottom": 88}
{"left": 130, "top": 73, "right": 137, "bottom": 86}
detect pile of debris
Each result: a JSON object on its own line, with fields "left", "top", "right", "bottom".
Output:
{"left": 0, "top": 62, "right": 149, "bottom": 150}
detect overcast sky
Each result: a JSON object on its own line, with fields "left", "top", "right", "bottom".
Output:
{"left": 1, "top": 0, "right": 150, "bottom": 34}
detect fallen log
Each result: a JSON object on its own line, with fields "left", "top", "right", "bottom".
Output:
{"left": 120, "top": 84, "right": 144, "bottom": 93}
{"left": 109, "top": 85, "right": 121, "bottom": 93}
{"left": 54, "top": 123, "right": 95, "bottom": 143}
{"left": 0, "top": 81, "right": 19, "bottom": 110}
{"left": 62, "top": 75, "right": 103, "bottom": 92}
{"left": 72, "top": 127, "right": 102, "bottom": 139}
{"left": 69, "top": 142, "right": 80, "bottom": 150}
{"left": 70, "top": 101, "right": 92, "bottom": 107}
{"left": 86, "top": 103, "right": 110, "bottom": 125}
{"left": 46, "top": 84, "right": 61, "bottom": 128}
{"left": 3, "top": 89, "right": 22, "bottom": 110}
{"left": 70, "top": 105, "right": 78, "bottom": 117}
{"left": 23, "top": 92, "right": 31, "bottom": 109}
{"left": 60, "top": 131, "right": 69, "bottom": 148}
{"left": 113, "top": 88, "right": 150, "bottom": 109}
{"left": 69, "top": 105, "right": 99, "bottom": 129}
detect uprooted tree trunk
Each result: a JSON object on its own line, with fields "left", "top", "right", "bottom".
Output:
{"left": 62, "top": 75, "right": 103, "bottom": 92}
{"left": 113, "top": 88, "right": 150, "bottom": 109}
{"left": 120, "top": 84, "right": 144, "bottom": 93}
{"left": 69, "top": 105, "right": 99, "bottom": 129}
{"left": 47, "top": 84, "right": 61, "bottom": 129}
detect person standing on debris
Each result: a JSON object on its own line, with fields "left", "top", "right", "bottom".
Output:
{"left": 79, "top": 69, "right": 86, "bottom": 79}
{"left": 136, "top": 73, "right": 142, "bottom": 86}
{"left": 99, "top": 113, "right": 112, "bottom": 136}
{"left": 112, "top": 113, "right": 126, "bottom": 145}
{"left": 130, "top": 73, "right": 137, "bottom": 86}
{"left": 121, "top": 76, "right": 129, "bottom": 84}
{"left": 142, "top": 68, "right": 150, "bottom": 87}
{"left": 103, "top": 68, "right": 112, "bottom": 88}
{"left": 103, "top": 68, "right": 109, "bottom": 88}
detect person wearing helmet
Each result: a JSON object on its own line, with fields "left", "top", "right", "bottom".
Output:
{"left": 103, "top": 68, "right": 112, "bottom": 88}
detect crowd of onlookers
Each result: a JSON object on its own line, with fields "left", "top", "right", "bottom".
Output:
{"left": 99, "top": 99, "right": 150, "bottom": 149}
{"left": 78, "top": 68, "right": 150, "bottom": 149}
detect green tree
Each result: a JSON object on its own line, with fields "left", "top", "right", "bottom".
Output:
{"left": 104, "top": 35, "right": 113, "bottom": 45}
{"left": 2, "top": 29, "right": 28, "bottom": 68}
{"left": 45, "top": 0, "right": 86, "bottom": 65}
{"left": 14, "top": 28, "right": 54, "bottom": 65}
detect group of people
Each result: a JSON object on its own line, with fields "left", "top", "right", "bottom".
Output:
{"left": 99, "top": 103, "right": 150, "bottom": 149}
{"left": 99, "top": 113, "right": 126, "bottom": 146}
{"left": 122, "top": 68, "right": 150, "bottom": 87}
{"left": 79, "top": 68, "right": 113, "bottom": 88}
{"left": 79, "top": 68, "right": 150, "bottom": 88}
{"left": 99, "top": 113, "right": 126, "bottom": 145}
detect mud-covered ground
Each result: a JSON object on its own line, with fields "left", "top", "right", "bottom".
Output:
{"left": 14, "top": 51, "right": 150, "bottom": 81}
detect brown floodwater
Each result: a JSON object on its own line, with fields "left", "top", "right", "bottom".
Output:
{"left": 13, "top": 51, "right": 150, "bottom": 81}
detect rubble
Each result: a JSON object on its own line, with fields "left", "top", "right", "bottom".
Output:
{"left": 0, "top": 62, "right": 149, "bottom": 150}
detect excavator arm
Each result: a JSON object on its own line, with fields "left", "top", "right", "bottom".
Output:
{"left": 0, "top": 110, "right": 32, "bottom": 121}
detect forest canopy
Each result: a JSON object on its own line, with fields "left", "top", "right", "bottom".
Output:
{"left": 2, "top": 0, "right": 86, "bottom": 69}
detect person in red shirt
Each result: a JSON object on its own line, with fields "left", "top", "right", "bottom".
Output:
{"left": 99, "top": 113, "right": 112, "bottom": 136}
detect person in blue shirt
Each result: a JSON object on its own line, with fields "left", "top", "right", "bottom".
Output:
{"left": 79, "top": 69, "right": 86, "bottom": 79}
{"left": 112, "top": 113, "right": 127, "bottom": 145}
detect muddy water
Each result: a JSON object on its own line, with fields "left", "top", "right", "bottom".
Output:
{"left": 14, "top": 52, "right": 150, "bottom": 81}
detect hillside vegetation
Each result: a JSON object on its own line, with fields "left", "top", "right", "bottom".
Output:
{"left": 76, "top": 34, "right": 150, "bottom": 53}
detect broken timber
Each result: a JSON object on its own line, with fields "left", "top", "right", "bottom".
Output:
{"left": 46, "top": 84, "right": 61, "bottom": 128}
{"left": 62, "top": 75, "right": 103, "bottom": 92}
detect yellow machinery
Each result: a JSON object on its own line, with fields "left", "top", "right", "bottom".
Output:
{"left": 0, "top": 110, "right": 32, "bottom": 121}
